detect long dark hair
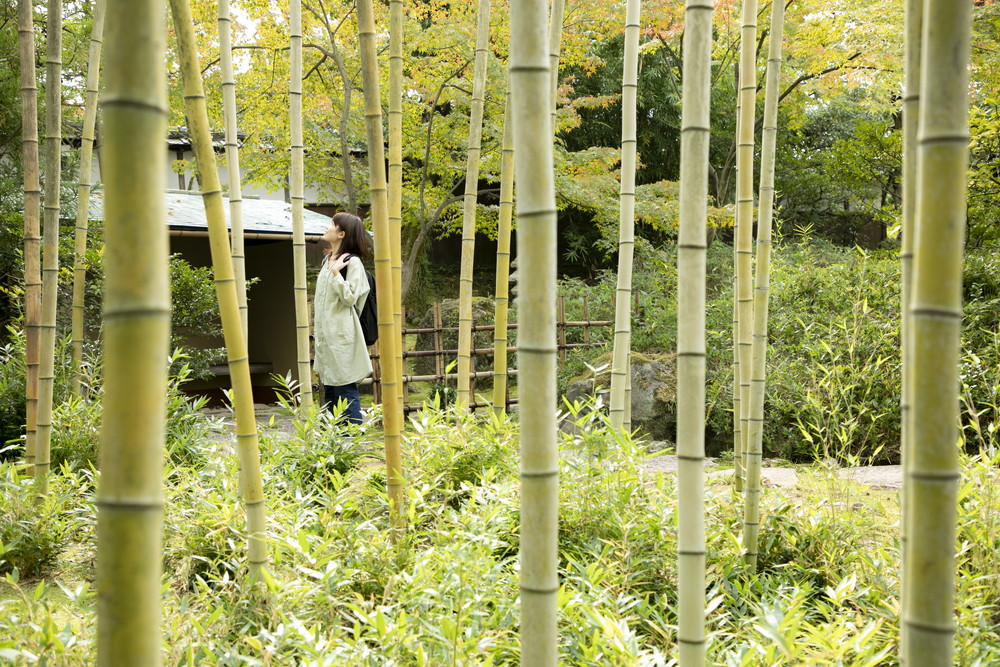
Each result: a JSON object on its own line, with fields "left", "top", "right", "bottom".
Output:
{"left": 326, "top": 211, "right": 371, "bottom": 262}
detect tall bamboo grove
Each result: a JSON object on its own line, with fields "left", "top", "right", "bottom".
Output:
{"left": 742, "top": 0, "right": 784, "bottom": 571}
{"left": 17, "top": 0, "right": 41, "bottom": 475}
{"left": 289, "top": 0, "right": 313, "bottom": 409}
{"left": 609, "top": 0, "right": 641, "bottom": 432}
{"left": 70, "top": 0, "right": 105, "bottom": 394}
{"left": 734, "top": 0, "right": 759, "bottom": 493}
{"left": 456, "top": 0, "right": 492, "bottom": 408}
{"left": 357, "top": 0, "right": 405, "bottom": 530}
{"left": 169, "top": 0, "right": 268, "bottom": 577}
{"left": 95, "top": 1, "right": 169, "bottom": 663}
{"left": 492, "top": 91, "right": 514, "bottom": 416}
{"left": 219, "top": 0, "right": 249, "bottom": 343}
{"left": 676, "top": 1, "right": 713, "bottom": 664}
{"left": 389, "top": 0, "right": 405, "bottom": 412}
{"left": 35, "top": 0, "right": 63, "bottom": 498}
{"left": 902, "top": 0, "right": 971, "bottom": 664}
{"left": 899, "top": 0, "right": 922, "bottom": 661}
{"left": 510, "top": 0, "right": 558, "bottom": 663}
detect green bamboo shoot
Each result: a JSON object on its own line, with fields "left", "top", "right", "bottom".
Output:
{"left": 70, "top": 0, "right": 106, "bottom": 394}
{"left": 742, "top": 0, "right": 784, "bottom": 571}
{"left": 17, "top": 0, "right": 40, "bottom": 475}
{"left": 492, "top": 89, "right": 514, "bottom": 417}
{"left": 357, "top": 0, "right": 405, "bottom": 529}
{"left": 96, "top": 0, "right": 169, "bottom": 662}
{"left": 609, "top": 0, "right": 641, "bottom": 432}
{"left": 511, "top": 0, "right": 558, "bottom": 663}
{"left": 901, "top": 0, "right": 971, "bottom": 663}
{"left": 456, "top": 0, "right": 492, "bottom": 408}
{"left": 35, "top": 0, "right": 63, "bottom": 498}
{"left": 676, "top": 1, "right": 713, "bottom": 663}
{"left": 290, "top": 0, "right": 312, "bottom": 409}
{"left": 219, "top": 0, "right": 248, "bottom": 343}
{"left": 168, "top": 0, "right": 268, "bottom": 577}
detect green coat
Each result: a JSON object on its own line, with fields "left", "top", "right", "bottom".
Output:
{"left": 313, "top": 255, "right": 372, "bottom": 386}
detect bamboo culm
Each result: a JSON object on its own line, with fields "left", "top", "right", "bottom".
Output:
{"left": 676, "top": 1, "right": 714, "bottom": 663}
{"left": 389, "top": 0, "right": 405, "bottom": 415}
{"left": 492, "top": 90, "right": 514, "bottom": 416}
{"left": 456, "top": 0, "right": 492, "bottom": 408}
{"left": 96, "top": 1, "right": 169, "bottom": 663}
{"left": 168, "top": 0, "right": 269, "bottom": 577}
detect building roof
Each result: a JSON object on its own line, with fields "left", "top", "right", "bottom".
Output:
{"left": 88, "top": 190, "right": 331, "bottom": 237}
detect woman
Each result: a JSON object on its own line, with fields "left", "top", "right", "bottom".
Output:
{"left": 313, "top": 212, "right": 372, "bottom": 424}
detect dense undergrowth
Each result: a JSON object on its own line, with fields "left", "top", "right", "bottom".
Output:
{"left": 556, "top": 241, "right": 1000, "bottom": 463}
{"left": 1, "top": 394, "right": 999, "bottom": 665}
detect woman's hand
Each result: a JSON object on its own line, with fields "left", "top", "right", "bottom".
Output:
{"left": 331, "top": 253, "right": 351, "bottom": 274}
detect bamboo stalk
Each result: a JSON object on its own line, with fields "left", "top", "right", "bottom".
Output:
{"left": 493, "top": 88, "right": 514, "bottom": 417}
{"left": 731, "top": 64, "right": 743, "bottom": 493}
{"left": 899, "top": 0, "right": 922, "bottom": 662}
{"left": 547, "top": 0, "right": 564, "bottom": 132}
{"left": 169, "top": 0, "right": 269, "bottom": 577}
{"left": 609, "top": 0, "right": 640, "bottom": 432}
{"left": 677, "top": 2, "right": 713, "bottom": 661}
{"left": 742, "top": 0, "right": 784, "bottom": 572}
{"left": 511, "top": 0, "right": 558, "bottom": 663}
{"left": 290, "top": 0, "right": 313, "bottom": 409}
{"left": 17, "top": 0, "right": 41, "bottom": 475}
{"left": 358, "top": 0, "right": 405, "bottom": 530}
{"left": 219, "top": 0, "right": 248, "bottom": 343}
{"left": 71, "top": 0, "right": 106, "bottom": 394}
{"left": 96, "top": 0, "right": 169, "bottom": 662}
{"left": 456, "top": 0, "right": 492, "bottom": 408}
{"left": 902, "top": 1, "right": 970, "bottom": 663}
{"left": 734, "top": 0, "right": 758, "bottom": 495}
{"left": 389, "top": 0, "right": 405, "bottom": 415}
{"left": 34, "top": 0, "right": 63, "bottom": 499}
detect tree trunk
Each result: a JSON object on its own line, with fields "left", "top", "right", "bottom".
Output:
{"left": 511, "top": 0, "right": 558, "bottom": 663}
{"left": 169, "top": 0, "right": 269, "bottom": 577}
{"left": 676, "top": 1, "right": 713, "bottom": 664}
{"left": 35, "top": 0, "right": 63, "bottom": 498}
{"left": 899, "top": 0, "right": 922, "bottom": 662}
{"left": 71, "top": 0, "right": 106, "bottom": 394}
{"left": 743, "top": 0, "right": 784, "bottom": 572}
{"left": 219, "top": 0, "right": 248, "bottom": 343}
{"left": 456, "top": 0, "right": 492, "bottom": 408}
{"left": 290, "top": 0, "right": 313, "bottom": 409}
{"left": 609, "top": 0, "right": 640, "bottom": 431}
{"left": 17, "top": 0, "right": 40, "bottom": 476}
{"left": 357, "top": 0, "right": 405, "bottom": 531}
{"left": 492, "top": 89, "right": 514, "bottom": 417}
{"left": 902, "top": 1, "right": 971, "bottom": 663}
{"left": 96, "top": 1, "right": 169, "bottom": 662}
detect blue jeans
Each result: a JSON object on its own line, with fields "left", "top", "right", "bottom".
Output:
{"left": 323, "top": 383, "right": 362, "bottom": 425}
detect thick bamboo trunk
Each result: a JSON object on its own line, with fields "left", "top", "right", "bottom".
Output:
{"left": 456, "top": 0, "right": 492, "bottom": 408}
{"left": 71, "top": 0, "right": 106, "bottom": 394}
{"left": 169, "top": 0, "right": 268, "bottom": 577}
{"left": 389, "top": 0, "right": 405, "bottom": 413}
{"left": 734, "top": 0, "right": 758, "bottom": 495}
{"left": 676, "top": 1, "right": 713, "bottom": 664}
{"left": 902, "top": 1, "right": 970, "bottom": 663}
{"left": 290, "top": 0, "right": 313, "bottom": 409}
{"left": 219, "top": 0, "right": 248, "bottom": 344}
{"left": 17, "top": 0, "right": 40, "bottom": 475}
{"left": 96, "top": 1, "right": 169, "bottom": 663}
{"left": 492, "top": 90, "right": 514, "bottom": 416}
{"left": 609, "top": 0, "right": 641, "bottom": 431}
{"left": 899, "top": 1, "right": 922, "bottom": 662}
{"left": 35, "top": 0, "right": 63, "bottom": 498}
{"left": 357, "top": 0, "right": 405, "bottom": 530}
{"left": 742, "top": 0, "right": 784, "bottom": 572}
{"left": 511, "top": 1, "right": 558, "bottom": 663}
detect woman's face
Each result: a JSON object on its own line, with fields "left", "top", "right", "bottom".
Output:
{"left": 323, "top": 222, "right": 346, "bottom": 246}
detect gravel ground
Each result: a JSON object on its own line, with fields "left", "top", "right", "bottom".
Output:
{"left": 642, "top": 454, "right": 902, "bottom": 489}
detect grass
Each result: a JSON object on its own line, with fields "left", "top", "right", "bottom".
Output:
{"left": 0, "top": 397, "right": 998, "bottom": 665}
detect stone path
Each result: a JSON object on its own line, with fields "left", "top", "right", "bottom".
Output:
{"left": 642, "top": 454, "right": 902, "bottom": 490}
